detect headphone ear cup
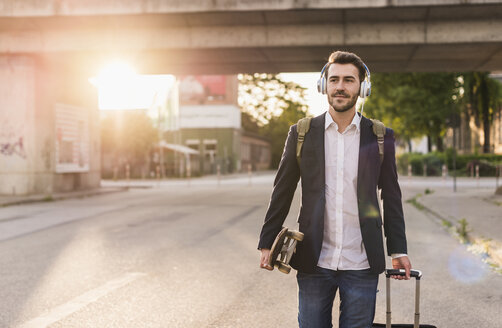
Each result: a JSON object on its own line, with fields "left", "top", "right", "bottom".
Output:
{"left": 317, "top": 76, "right": 327, "bottom": 94}
{"left": 360, "top": 81, "right": 371, "bottom": 98}
{"left": 359, "top": 82, "right": 365, "bottom": 98}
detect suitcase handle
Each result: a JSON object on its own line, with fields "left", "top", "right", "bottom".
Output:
{"left": 384, "top": 269, "right": 422, "bottom": 328}
{"left": 385, "top": 269, "right": 422, "bottom": 279}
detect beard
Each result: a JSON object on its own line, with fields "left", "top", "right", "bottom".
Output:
{"left": 328, "top": 92, "right": 358, "bottom": 113}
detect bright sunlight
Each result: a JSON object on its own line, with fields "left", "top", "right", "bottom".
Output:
{"left": 89, "top": 61, "right": 175, "bottom": 110}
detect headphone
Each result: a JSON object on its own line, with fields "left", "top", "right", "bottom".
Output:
{"left": 317, "top": 61, "right": 372, "bottom": 98}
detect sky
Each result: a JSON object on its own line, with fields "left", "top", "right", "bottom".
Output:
{"left": 91, "top": 61, "right": 328, "bottom": 116}
{"left": 90, "top": 61, "right": 176, "bottom": 110}
{"left": 280, "top": 72, "right": 327, "bottom": 117}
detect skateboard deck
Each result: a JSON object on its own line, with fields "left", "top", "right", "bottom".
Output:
{"left": 267, "top": 227, "right": 304, "bottom": 274}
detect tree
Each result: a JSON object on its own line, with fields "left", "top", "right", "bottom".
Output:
{"left": 364, "top": 73, "right": 460, "bottom": 152}
{"left": 241, "top": 111, "right": 260, "bottom": 134}
{"left": 239, "top": 73, "right": 308, "bottom": 125}
{"left": 239, "top": 74, "right": 309, "bottom": 168}
{"left": 100, "top": 111, "right": 159, "bottom": 175}
{"left": 461, "top": 72, "right": 502, "bottom": 153}
{"left": 261, "top": 100, "right": 309, "bottom": 167}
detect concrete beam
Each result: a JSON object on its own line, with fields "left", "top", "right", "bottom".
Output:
{"left": 0, "top": 20, "right": 500, "bottom": 53}
{"left": 1, "top": 4, "right": 501, "bottom": 29}
{"left": 2, "top": 0, "right": 502, "bottom": 16}
{"left": 0, "top": 1, "right": 501, "bottom": 73}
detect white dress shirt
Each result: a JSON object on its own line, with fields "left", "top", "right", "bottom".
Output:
{"left": 317, "top": 112, "right": 406, "bottom": 271}
{"left": 317, "top": 111, "right": 370, "bottom": 270}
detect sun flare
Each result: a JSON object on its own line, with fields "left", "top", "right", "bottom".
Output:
{"left": 89, "top": 61, "right": 175, "bottom": 111}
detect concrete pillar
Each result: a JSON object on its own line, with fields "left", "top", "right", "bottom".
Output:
{"left": 40, "top": 56, "right": 101, "bottom": 193}
{"left": 0, "top": 54, "right": 100, "bottom": 195}
{"left": 0, "top": 56, "right": 37, "bottom": 195}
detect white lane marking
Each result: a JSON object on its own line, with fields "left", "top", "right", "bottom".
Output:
{"left": 19, "top": 272, "right": 146, "bottom": 328}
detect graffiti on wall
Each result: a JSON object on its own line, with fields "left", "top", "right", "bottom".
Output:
{"left": 0, "top": 119, "right": 27, "bottom": 159}
{"left": 0, "top": 136, "right": 27, "bottom": 158}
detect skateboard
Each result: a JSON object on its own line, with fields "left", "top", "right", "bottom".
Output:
{"left": 267, "top": 227, "right": 304, "bottom": 274}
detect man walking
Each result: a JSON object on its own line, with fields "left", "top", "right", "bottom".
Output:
{"left": 258, "top": 50, "right": 411, "bottom": 328}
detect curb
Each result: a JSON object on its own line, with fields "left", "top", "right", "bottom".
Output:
{"left": 0, "top": 187, "right": 128, "bottom": 208}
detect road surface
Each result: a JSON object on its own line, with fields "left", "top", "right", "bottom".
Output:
{"left": 0, "top": 174, "right": 500, "bottom": 327}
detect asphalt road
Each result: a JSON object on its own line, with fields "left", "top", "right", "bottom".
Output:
{"left": 0, "top": 176, "right": 500, "bottom": 327}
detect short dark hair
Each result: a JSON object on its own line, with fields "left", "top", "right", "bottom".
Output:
{"left": 326, "top": 51, "right": 366, "bottom": 82}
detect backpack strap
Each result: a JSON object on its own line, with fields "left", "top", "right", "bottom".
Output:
{"left": 370, "top": 119, "right": 386, "bottom": 165}
{"left": 296, "top": 117, "right": 313, "bottom": 167}
{"left": 295, "top": 116, "right": 385, "bottom": 167}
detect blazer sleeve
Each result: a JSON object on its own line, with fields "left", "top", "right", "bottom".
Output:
{"left": 257, "top": 125, "right": 301, "bottom": 250}
{"left": 377, "top": 128, "right": 408, "bottom": 256}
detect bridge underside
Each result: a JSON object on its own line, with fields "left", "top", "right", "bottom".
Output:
{"left": 104, "top": 43, "right": 502, "bottom": 75}
{"left": 2, "top": 2, "right": 502, "bottom": 74}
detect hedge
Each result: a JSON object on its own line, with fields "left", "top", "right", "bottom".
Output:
{"left": 397, "top": 150, "right": 502, "bottom": 176}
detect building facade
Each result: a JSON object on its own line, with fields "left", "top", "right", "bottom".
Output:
{"left": 166, "top": 75, "right": 242, "bottom": 176}
{"left": 241, "top": 131, "right": 271, "bottom": 171}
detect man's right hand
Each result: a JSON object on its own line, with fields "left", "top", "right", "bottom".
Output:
{"left": 260, "top": 249, "right": 273, "bottom": 270}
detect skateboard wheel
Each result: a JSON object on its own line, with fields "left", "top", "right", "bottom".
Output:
{"left": 277, "top": 262, "right": 291, "bottom": 274}
{"left": 289, "top": 231, "right": 304, "bottom": 242}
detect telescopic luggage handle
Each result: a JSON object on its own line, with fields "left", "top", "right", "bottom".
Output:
{"left": 385, "top": 269, "right": 423, "bottom": 279}
{"left": 384, "top": 269, "right": 423, "bottom": 328}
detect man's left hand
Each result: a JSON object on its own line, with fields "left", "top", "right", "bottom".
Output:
{"left": 391, "top": 256, "right": 412, "bottom": 280}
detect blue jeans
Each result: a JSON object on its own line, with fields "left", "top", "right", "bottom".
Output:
{"left": 297, "top": 267, "right": 378, "bottom": 328}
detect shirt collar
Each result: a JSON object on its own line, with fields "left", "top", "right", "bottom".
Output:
{"left": 324, "top": 111, "right": 361, "bottom": 132}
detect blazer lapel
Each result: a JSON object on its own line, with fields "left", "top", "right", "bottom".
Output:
{"left": 310, "top": 113, "right": 326, "bottom": 184}
{"left": 357, "top": 116, "right": 373, "bottom": 195}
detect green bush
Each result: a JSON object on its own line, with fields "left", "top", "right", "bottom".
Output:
{"left": 397, "top": 151, "right": 502, "bottom": 176}
{"left": 397, "top": 152, "right": 445, "bottom": 176}
{"left": 423, "top": 152, "right": 446, "bottom": 176}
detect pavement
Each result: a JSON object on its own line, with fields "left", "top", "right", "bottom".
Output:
{"left": 398, "top": 176, "right": 502, "bottom": 271}
{"left": 1, "top": 173, "right": 501, "bottom": 269}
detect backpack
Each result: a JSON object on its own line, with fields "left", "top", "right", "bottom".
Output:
{"left": 296, "top": 116, "right": 386, "bottom": 167}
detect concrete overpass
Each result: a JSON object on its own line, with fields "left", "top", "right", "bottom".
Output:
{"left": 1, "top": 0, "right": 501, "bottom": 74}
{"left": 1, "top": 0, "right": 502, "bottom": 195}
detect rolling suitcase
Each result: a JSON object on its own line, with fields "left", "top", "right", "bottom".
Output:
{"left": 372, "top": 269, "right": 437, "bottom": 328}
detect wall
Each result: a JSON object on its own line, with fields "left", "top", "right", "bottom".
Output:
{"left": 0, "top": 55, "right": 100, "bottom": 195}
{"left": 178, "top": 128, "right": 240, "bottom": 175}
{"left": 0, "top": 56, "right": 37, "bottom": 195}
{"left": 42, "top": 58, "right": 101, "bottom": 192}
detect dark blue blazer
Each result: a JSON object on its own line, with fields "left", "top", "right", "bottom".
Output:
{"left": 258, "top": 113, "right": 407, "bottom": 274}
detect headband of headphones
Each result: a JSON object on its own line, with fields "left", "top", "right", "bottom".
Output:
{"left": 317, "top": 61, "right": 371, "bottom": 98}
